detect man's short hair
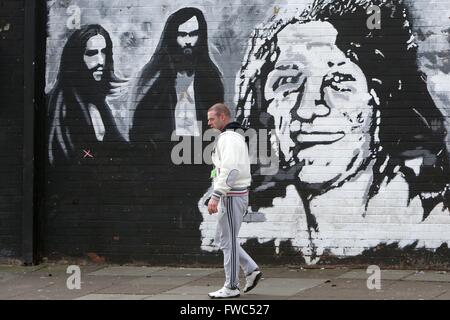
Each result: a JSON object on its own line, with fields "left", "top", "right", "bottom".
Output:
{"left": 209, "top": 103, "right": 231, "bottom": 118}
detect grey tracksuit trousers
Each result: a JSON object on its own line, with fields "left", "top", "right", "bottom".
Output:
{"left": 215, "top": 194, "right": 259, "bottom": 290}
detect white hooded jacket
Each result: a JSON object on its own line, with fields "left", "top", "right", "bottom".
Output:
{"left": 211, "top": 124, "right": 251, "bottom": 200}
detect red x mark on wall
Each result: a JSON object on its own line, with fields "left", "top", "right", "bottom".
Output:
{"left": 83, "top": 149, "right": 94, "bottom": 158}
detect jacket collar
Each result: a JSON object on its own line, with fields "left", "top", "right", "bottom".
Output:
{"left": 222, "top": 121, "right": 242, "bottom": 132}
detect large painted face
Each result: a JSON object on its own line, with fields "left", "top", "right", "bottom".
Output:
{"left": 176, "top": 16, "right": 199, "bottom": 53}
{"left": 264, "top": 21, "right": 375, "bottom": 189}
{"left": 83, "top": 34, "right": 106, "bottom": 82}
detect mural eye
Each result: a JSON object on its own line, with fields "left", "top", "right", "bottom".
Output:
{"left": 189, "top": 30, "right": 199, "bottom": 37}
{"left": 84, "top": 50, "right": 97, "bottom": 57}
{"left": 265, "top": 71, "right": 305, "bottom": 100}
{"left": 272, "top": 73, "right": 303, "bottom": 92}
{"left": 325, "top": 72, "right": 356, "bottom": 92}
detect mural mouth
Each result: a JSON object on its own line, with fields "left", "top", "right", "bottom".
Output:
{"left": 296, "top": 131, "right": 345, "bottom": 144}
{"left": 93, "top": 67, "right": 103, "bottom": 78}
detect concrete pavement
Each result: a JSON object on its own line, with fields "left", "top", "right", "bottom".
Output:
{"left": 1, "top": 264, "right": 450, "bottom": 300}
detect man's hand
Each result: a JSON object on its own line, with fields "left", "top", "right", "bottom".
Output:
{"left": 208, "top": 198, "right": 219, "bottom": 215}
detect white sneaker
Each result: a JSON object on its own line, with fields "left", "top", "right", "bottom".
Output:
{"left": 208, "top": 286, "right": 240, "bottom": 299}
{"left": 243, "top": 270, "right": 262, "bottom": 293}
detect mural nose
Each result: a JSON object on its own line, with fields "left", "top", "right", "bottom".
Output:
{"left": 98, "top": 54, "right": 105, "bottom": 66}
{"left": 295, "top": 88, "right": 330, "bottom": 121}
{"left": 312, "top": 100, "right": 331, "bottom": 117}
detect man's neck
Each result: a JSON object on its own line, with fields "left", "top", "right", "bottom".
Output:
{"left": 221, "top": 121, "right": 231, "bottom": 132}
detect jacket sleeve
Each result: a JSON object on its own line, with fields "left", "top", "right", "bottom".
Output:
{"left": 211, "top": 134, "right": 240, "bottom": 201}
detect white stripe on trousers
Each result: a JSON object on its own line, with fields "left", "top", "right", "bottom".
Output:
{"left": 216, "top": 195, "right": 258, "bottom": 290}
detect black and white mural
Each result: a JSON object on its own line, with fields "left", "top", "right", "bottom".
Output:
{"left": 47, "top": 24, "right": 127, "bottom": 166}
{"left": 128, "top": 7, "right": 224, "bottom": 143}
{"left": 199, "top": 0, "right": 450, "bottom": 263}
{"left": 45, "top": 0, "right": 450, "bottom": 263}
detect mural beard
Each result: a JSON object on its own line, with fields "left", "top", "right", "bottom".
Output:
{"left": 183, "top": 47, "right": 193, "bottom": 55}
{"left": 89, "top": 64, "right": 104, "bottom": 82}
{"left": 69, "top": 64, "right": 109, "bottom": 102}
{"left": 173, "top": 44, "right": 198, "bottom": 75}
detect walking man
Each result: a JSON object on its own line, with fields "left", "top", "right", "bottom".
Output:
{"left": 206, "top": 103, "right": 262, "bottom": 299}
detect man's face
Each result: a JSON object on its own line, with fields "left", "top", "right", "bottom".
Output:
{"left": 177, "top": 16, "right": 199, "bottom": 54}
{"left": 83, "top": 34, "right": 106, "bottom": 82}
{"left": 264, "top": 21, "right": 375, "bottom": 189}
{"left": 208, "top": 111, "right": 227, "bottom": 131}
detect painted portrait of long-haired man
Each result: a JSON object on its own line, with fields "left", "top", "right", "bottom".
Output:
{"left": 199, "top": 0, "right": 450, "bottom": 262}
{"left": 128, "top": 7, "right": 224, "bottom": 146}
{"left": 126, "top": 7, "right": 224, "bottom": 256}
{"left": 47, "top": 24, "right": 126, "bottom": 167}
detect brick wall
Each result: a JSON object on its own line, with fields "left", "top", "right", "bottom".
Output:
{"left": 0, "top": 0, "right": 24, "bottom": 261}
{"left": 2, "top": 0, "right": 450, "bottom": 266}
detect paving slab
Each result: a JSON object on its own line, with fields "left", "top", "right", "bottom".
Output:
{"left": 76, "top": 294, "right": 151, "bottom": 300}
{"left": 338, "top": 269, "right": 415, "bottom": 280}
{"left": 185, "top": 276, "right": 226, "bottom": 288}
{"left": 378, "top": 281, "right": 450, "bottom": 300}
{"left": 290, "top": 289, "right": 393, "bottom": 300}
{"left": 0, "top": 272, "right": 21, "bottom": 283}
{"left": 96, "top": 276, "right": 196, "bottom": 295}
{"left": 7, "top": 275, "right": 132, "bottom": 300}
{"left": 3, "top": 264, "right": 449, "bottom": 300}
{"left": 188, "top": 276, "right": 287, "bottom": 298}
{"left": 245, "top": 278, "right": 327, "bottom": 297}
{"left": 245, "top": 268, "right": 291, "bottom": 278}
{"left": 238, "top": 294, "right": 286, "bottom": 300}
{"left": 28, "top": 264, "right": 78, "bottom": 276}
{"left": 87, "top": 266, "right": 165, "bottom": 276}
{"left": 164, "top": 285, "right": 226, "bottom": 296}
{"left": 291, "top": 279, "right": 447, "bottom": 300}
{"left": 403, "top": 271, "right": 450, "bottom": 282}
{"left": 277, "top": 268, "right": 350, "bottom": 279}
{"left": 202, "top": 270, "right": 224, "bottom": 278}
{"left": 199, "top": 267, "right": 348, "bottom": 281}
{"left": 145, "top": 294, "right": 210, "bottom": 300}
{"left": 318, "top": 278, "right": 396, "bottom": 290}
{"left": 150, "top": 268, "right": 218, "bottom": 278}
{"left": 32, "top": 264, "right": 105, "bottom": 276}
{"left": 0, "top": 275, "right": 56, "bottom": 299}
{"left": 432, "top": 291, "right": 450, "bottom": 300}
{"left": 290, "top": 279, "right": 397, "bottom": 300}
{"left": 0, "top": 265, "right": 45, "bottom": 274}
